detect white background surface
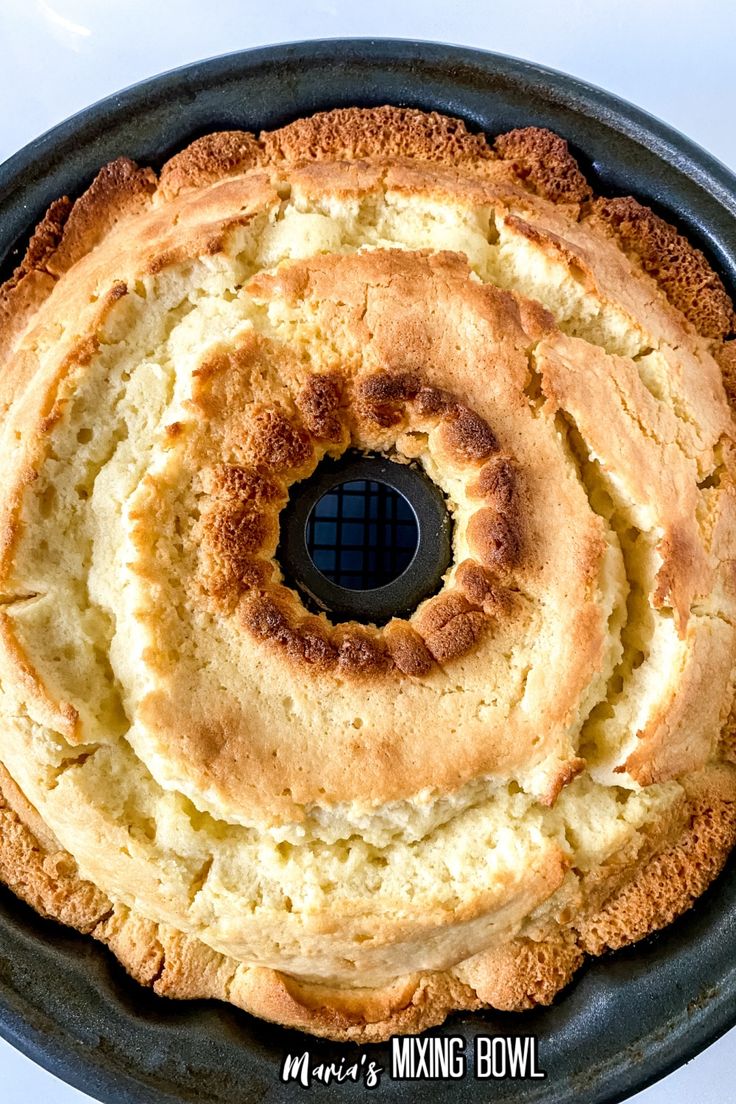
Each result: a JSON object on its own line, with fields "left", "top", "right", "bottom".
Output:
{"left": 0, "top": 1, "right": 734, "bottom": 1100}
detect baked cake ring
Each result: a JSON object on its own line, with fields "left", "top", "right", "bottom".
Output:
{"left": 0, "top": 106, "right": 735, "bottom": 1041}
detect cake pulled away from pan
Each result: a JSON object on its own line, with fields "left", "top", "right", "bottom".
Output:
{"left": 0, "top": 107, "right": 735, "bottom": 1041}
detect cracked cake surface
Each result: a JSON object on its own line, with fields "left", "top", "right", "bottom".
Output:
{"left": 0, "top": 106, "right": 735, "bottom": 1040}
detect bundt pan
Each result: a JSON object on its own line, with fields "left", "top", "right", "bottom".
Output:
{"left": 0, "top": 38, "right": 734, "bottom": 1104}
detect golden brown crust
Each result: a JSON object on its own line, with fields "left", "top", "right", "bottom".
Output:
{"left": 383, "top": 620, "right": 434, "bottom": 676}
{"left": 578, "top": 767, "right": 736, "bottom": 953}
{"left": 454, "top": 559, "right": 516, "bottom": 615}
{"left": 261, "top": 106, "right": 494, "bottom": 167}
{"left": 160, "top": 107, "right": 493, "bottom": 203}
{"left": 43, "top": 158, "right": 157, "bottom": 278}
{"left": 719, "top": 694, "right": 736, "bottom": 764}
{"left": 159, "top": 131, "right": 265, "bottom": 199}
{"left": 1, "top": 198, "right": 73, "bottom": 292}
{"left": 0, "top": 159, "right": 155, "bottom": 380}
{"left": 0, "top": 198, "right": 72, "bottom": 357}
{"left": 586, "top": 196, "right": 736, "bottom": 340}
{"left": 0, "top": 779, "right": 110, "bottom": 934}
{"left": 493, "top": 126, "right": 592, "bottom": 205}
{"left": 453, "top": 932, "right": 584, "bottom": 1011}
{"left": 413, "top": 591, "right": 487, "bottom": 664}
{"left": 466, "top": 508, "right": 522, "bottom": 572}
{"left": 715, "top": 340, "right": 736, "bottom": 409}
{"left": 297, "top": 371, "right": 345, "bottom": 441}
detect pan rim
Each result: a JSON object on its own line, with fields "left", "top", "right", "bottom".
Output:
{"left": 0, "top": 37, "right": 734, "bottom": 1104}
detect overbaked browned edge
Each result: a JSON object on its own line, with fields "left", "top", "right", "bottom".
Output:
{"left": 0, "top": 105, "right": 735, "bottom": 1041}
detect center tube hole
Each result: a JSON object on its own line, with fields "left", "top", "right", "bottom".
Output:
{"left": 278, "top": 451, "right": 452, "bottom": 623}
{"left": 307, "top": 480, "right": 419, "bottom": 591}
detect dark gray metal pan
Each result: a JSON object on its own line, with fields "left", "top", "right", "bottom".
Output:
{"left": 0, "top": 39, "right": 734, "bottom": 1104}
